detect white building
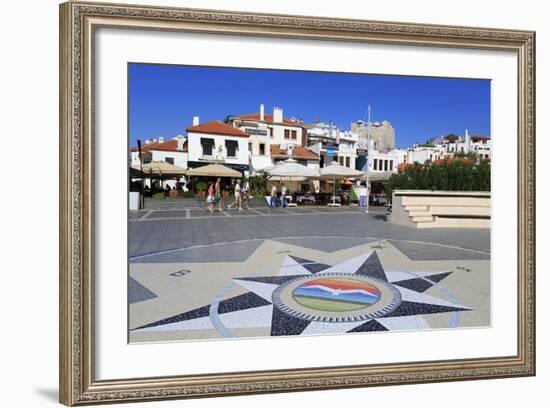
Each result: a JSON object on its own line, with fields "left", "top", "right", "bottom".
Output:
{"left": 369, "top": 150, "right": 400, "bottom": 173}
{"left": 130, "top": 136, "right": 188, "bottom": 168}
{"left": 306, "top": 122, "right": 358, "bottom": 168}
{"left": 270, "top": 144, "right": 320, "bottom": 168}
{"left": 186, "top": 119, "right": 250, "bottom": 175}
{"left": 391, "top": 148, "right": 409, "bottom": 166}
{"left": 470, "top": 135, "right": 492, "bottom": 160}
{"left": 226, "top": 104, "right": 306, "bottom": 174}
{"left": 415, "top": 130, "right": 491, "bottom": 163}
{"left": 130, "top": 136, "right": 188, "bottom": 189}
{"left": 406, "top": 144, "right": 447, "bottom": 164}
{"left": 398, "top": 130, "right": 491, "bottom": 171}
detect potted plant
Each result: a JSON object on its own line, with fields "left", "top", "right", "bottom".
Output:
{"left": 195, "top": 181, "right": 208, "bottom": 198}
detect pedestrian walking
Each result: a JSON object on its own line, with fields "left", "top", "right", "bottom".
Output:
{"left": 270, "top": 184, "right": 277, "bottom": 209}
{"left": 241, "top": 181, "right": 250, "bottom": 210}
{"left": 206, "top": 181, "right": 215, "bottom": 213}
{"left": 214, "top": 177, "right": 223, "bottom": 211}
{"left": 227, "top": 180, "right": 242, "bottom": 210}
{"left": 279, "top": 183, "right": 287, "bottom": 208}
{"left": 359, "top": 183, "right": 368, "bottom": 208}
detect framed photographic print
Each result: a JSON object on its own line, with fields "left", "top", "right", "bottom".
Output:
{"left": 59, "top": 1, "right": 536, "bottom": 405}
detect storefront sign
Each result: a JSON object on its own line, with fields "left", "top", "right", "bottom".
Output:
{"left": 244, "top": 127, "right": 268, "bottom": 136}
{"left": 322, "top": 142, "right": 339, "bottom": 150}
{"left": 356, "top": 148, "right": 368, "bottom": 157}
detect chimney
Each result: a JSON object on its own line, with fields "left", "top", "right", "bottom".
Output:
{"left": 287, "top": 144, "right": 295, "bottom": 158}
{"left": 273, "top": 107, "right": 283, "bottom": 123}
{"left": 260, "top": 104, "right": 265, "bottom": 121}
{"left": 175, "top": 135, "right": 185, "bottom": 151}
{"left": 193, "top": 116, "right": 200, "bottom": 126}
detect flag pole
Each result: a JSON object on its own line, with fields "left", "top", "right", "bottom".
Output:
{"left": 137, "top": 139, "right": 145, "bottom": 210}
{"left": 365, "top": 105, "right": 371, "bottom": 214}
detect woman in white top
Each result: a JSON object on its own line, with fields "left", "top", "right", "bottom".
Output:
{"left": 241, "top": 182, "right": 250, "bottom": 210}
{"left": 227, "top": 180, "right": 242, "bottom": 210}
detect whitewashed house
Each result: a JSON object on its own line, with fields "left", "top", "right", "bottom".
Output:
{"left": 226, "top": 104, "right": 306, "bottom": 174}
{"left": 306, "top": 122, "right": 357, "bottom": 169}
{"left": 406, "top": 144, "right": 447, "bottom": 164}
{"left": 130, "top": 136, "right": 188, "bottom": 168}
{"left": 415, "top": 130, "right": 491, "bottom": 163}
{"left": 130, "top": 136, "right": 188, "bottom": 189}
{"left": 186, "top": 118, "right": 250, "bottom": 175}
{"left": 470, "top": 135, "right": 492, "bottom": 160}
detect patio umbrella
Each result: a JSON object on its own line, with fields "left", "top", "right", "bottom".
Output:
{"left": 319, "top": 161, "right": 364, "bottom": 206}
{"left": 131, "top": 161, "right": 187, "bottom": 190}
{"left": 265, "top": 158, "right": 319, "bottom": 178}
{"left": 131, "top": 160, "right": 187, "bottom": 176}
{"left": 185, "top": 163, "right": 241, "bottom": 178}
{"left": 264, "top": 158, "right": 319, "bottom": 206}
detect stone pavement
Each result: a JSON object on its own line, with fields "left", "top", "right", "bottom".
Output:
{"left": 128, "top": 205, "right": 491, "bottom": 343}
{"left": 129, "top": 206, "right": 490, "bottom": 259}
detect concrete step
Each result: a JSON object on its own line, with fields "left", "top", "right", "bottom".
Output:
{"left": 412, "top": 216, "right": 435, "bottom": 223}
{"left": 404, "top": 205, "right": 429, "bottom": 212}
{"left": 408, "top": 211, "right": 432, "bottom": 217}
{"left": 430, "top": 205, "right": 491, "bottom": 217}
{"left": 402, "top": 196, "right": 490, "bottom": 208}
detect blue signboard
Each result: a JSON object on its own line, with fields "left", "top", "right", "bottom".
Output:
{"left": 322, "top": 142, "right": 339, "bottom": 150}
{"left": 326, "top": 148, "right": 334, "bottom": 157}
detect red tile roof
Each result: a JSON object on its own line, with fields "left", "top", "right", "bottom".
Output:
{"left": 470, "top": 135, "right": 491, "bottom": 142}
{"left": 398, "top": 157, "right": 475, "bottom": 171}
{"left": 131, "top": 139, "right": 187, "bottom": 153}
{"left": 233, "top": 113, "right": 303, "bottom": 127}
{"left": 397, "top": 162, "right": 412, "bottom": 172}
{"left": 270, "top": 145, "right": 319, "bottom": 160}
{"left": 186, "top": 121, "right": 249, "bottom": 137}
{"left": 431, "top": 157, "right": 474, "bottom": 165}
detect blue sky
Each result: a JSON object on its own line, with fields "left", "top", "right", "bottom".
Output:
{"left": 128, "top": 63, "right": 490, "bottom": 148}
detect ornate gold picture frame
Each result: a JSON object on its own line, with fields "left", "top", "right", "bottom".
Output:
{"left": 59, "top": 1, "right": 535, "bottom": 405}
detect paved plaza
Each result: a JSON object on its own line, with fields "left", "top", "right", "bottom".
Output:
{"left": 128, "top": 203, "right": 490, "bottom": 343}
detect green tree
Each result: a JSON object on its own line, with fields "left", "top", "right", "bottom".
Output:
{"left": 444, "top": 134, "right": 460, "bottom": 143}
{"left": 249, "top": 174, "right": 268, "bottom": 194}
{"left": 384, "top": 160, "right": 490, "bottom": 198}
{"left": 454, "top": 151, "right": 478, "bottom": 162}
{"left": 195, "top": 181, "right": 208, "bottom": 192}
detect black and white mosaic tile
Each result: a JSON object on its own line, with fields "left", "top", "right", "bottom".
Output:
{"left": 131, "top": 242, "right": 478, "bottom": 340}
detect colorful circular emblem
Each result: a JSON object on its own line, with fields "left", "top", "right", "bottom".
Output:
{"left": 292, "top": 278, "right": 381, "bottom": 312}
{"left": 272, "top": 273, "right": 402, "bottom": 323}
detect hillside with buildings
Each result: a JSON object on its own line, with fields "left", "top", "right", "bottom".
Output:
{"left": 130, "top": 103, "right": 491, "bottom": 192}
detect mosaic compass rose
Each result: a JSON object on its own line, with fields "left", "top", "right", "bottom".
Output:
{"left": 273, "top": 273, "right": 401, "bottom": 322}
{"left": 132, "top": 245, "right": 472, "bottom": 339}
